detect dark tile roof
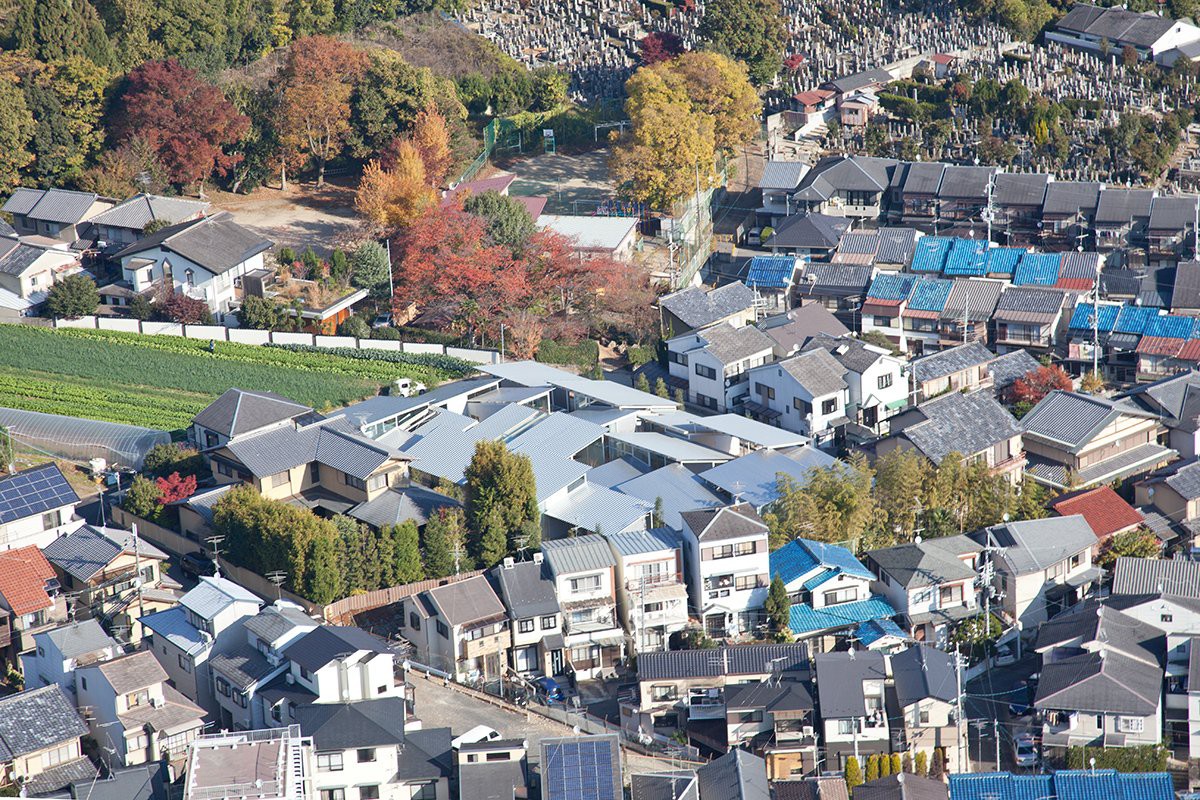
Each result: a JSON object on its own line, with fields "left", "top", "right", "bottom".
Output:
{"left": 865, "top": 535, "right": 978, "bottom": 588}
{"left": 193, "top": 388, "right": 312, "bottom": 440}
{"left": 898, "top": 391, "right": 1022, "bottom": 464}
{"left": 1021, "top": 390, "right": 1154, "bottom": 452}
{"left": 724, "top": 679, "right": 813, "bottom": 712}
{"left": 759, "top": 305, "right": 850, "bottom": 354}
{"left": 911, "top": 341, "right": 994, "bottom": 384}
{"left": 491, "top": 558, "right": 559, "bottom": 618}
{"left": 940, "top": 279, "right": 1004, "bottom": 323}
{"left": 937, "top": 166, "right": 996, "bottom": 200}
{"left": 0, "top": 243, "right": 46, "bottom": 276}
{"left": 1094, "top": 189, "right": 1155, "bottom": 225}
{"left": 1174, "top": 261, "right": 1200, "bottom": 310}
{"left": 994, "top": 173, "right": 1050, "bottom": 207}
{"left": 800, "top": 264, "right": 874, "bottom": 295}
{"left": 1034, "top": 600, "right": 1164, "bottom": 666}
{"left": 113, "top": 212, "right": 272, "bottom": 275}
{"left": 348, "top": 485, "right": 460, "bottom": 530}
{"left": 283, "top": 625, "right": 391, "bottom": 672}
{"left": 812, "top": 650, "right": 887, "bottom": 718}
{"left": 696, "top": 748, "right": 770, "bottom": 800}
{"left": 1042, "top": 181, "right": 1103, "bottom": 216}
{"left": 900, "top": 163, "right": 946, "bottom": 195}
{"left": 801, "top": 333, "right": 889, "bottom": 374}
{"left": 680, "top": 503, "right": 768, "bottom": 543}
{"left": 659, "top": 282, "right": 756, "bottom": 330}
{"left": 974, "top": 516, "right": 1097, "bottom": 574}
{"left": 296, "top": 697, "right": 408, "bottom": 750}
{"left": 987, "top": 349, "right": 1041, "bottom": 391}
{"left": 423, "top": 574, "right": 506, "bottom": 627}
{"left": 826, "top": 69, "right": 893, "bottom": 94}
{"left": 855, "top": 774, "right": 948, "bottom": 800}
{"left": 631, "top": 772, "right": 699, "bottom": 800}
{"left": 210, "top": 644, "right": 278, "bottom": 691}
{"left": 769, "top": 213, "right": 851, "bottom": 250}
{"left": 0, "top": 685, "right": 87, "bottom": 761}
{"left": 1149, "top": 195, "right": 1198, "bottom": 231}
{"left": 42, "top": 523, "right": 166, "bottom": 584}
{"left": 775, "top": 778, "right": 850, "bottom": 800}
{"left": 891, "top": 645, "right": 958, "bottom": 707}
{"left": 638, "top": 643, "right": 808, "bottom": 681}
{"left": 242, "top": 603, "right": 317, "bottom": 644}
{"left": 2, "top": 188, "right": 101, "bottom": 224}
{"left": 1035, "top": 649, "right": 1161, "bottom": 716}
{"left": 396, "top": 727, "right": 452, "bottom": 782}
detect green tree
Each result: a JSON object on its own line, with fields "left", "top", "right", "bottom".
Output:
{"left": 859, "top": 329, "right": 902, "bottom": 356}
{"left": 347, "top": 49, "right": 466, "bottom": 160}
{"left": 304, "top": 531, "right": 342, "bottom": 603}
{"left": 331, "top": 514, "right": 367, "bottom": 594}
{"left": 764, "top": 575, "right": 791, "bottom": 640}
{"left": 915, "top": 751, "right": 928, "bottom": 777}
{"left": 635, "top": 373, "right": 651, "bottom": 393}
{"left": 873, "top": 449, "right": 930, "bottom": 540}
{"left": 0, "top": 79, "right": 36, "bottom": 193}
{"left": 652, "top": 496, "right": 665, "bottom": 529}
{"left": 901, "top": 753, "right": 913, "bottom": 774}
{"left": 930, "top": 749, "right": 945, "bottom": 779}
{"left": 142, "top": 442, "right": 205, "bottom": 479}
{"left": 866, "top": 754, "right": 881, "bottom": 783}
{"left": 530, "top": 66, "right": 568, "bottom": 111}
{"left": 46, "top": 275, "right": 99, "bottom": 319}
{"left": 390, "top": 521, "right": 424, "bottom": 584}
{"left": 1097, "top": 529, "right": 1160, "bottom": 569}
{"left": 653, "top": 377, "right": 669, "bottom": 398}
{"left": 13, "top": 0, "right": 114, "bottom": 68}
{"left": 463, "top": 191, "right": 536, "bottom": 252}
{"left": 762, "top": 455, "right": 877, "bottom": 547}
{"left": 236, "top": 294, "right": 291, "bottom": 330}
{"left": 890, "top": 754, "right": 903, "bottom": 776}
{"left": 350, "top": 241, "right": 392, "bottom": 300}
{"left": 123, "top": 475, "right": 163, "bottom": 521}
{"left": 337, "top": 315, "right": 370, "bottom": 338}
{"left": 697, "top": 0, "right": 784, "bottom": 84}
{"left": 844, "top": 757, "right": 863, "bottom": 794}
{"left": 422, "top": 507, "right": 462, "bottom": 578}
{"left": 128, "top": 293, "right": 155, "bottom": 321}
{"left": 879, "top": 753, "right": 892, "bottom": 778}
{"left": 463, "top": 440, "right": 539, "bottom": 567}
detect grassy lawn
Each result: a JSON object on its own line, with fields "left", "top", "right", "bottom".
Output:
{"left": 0, "top": 325, "right": 457, "bottom": 431}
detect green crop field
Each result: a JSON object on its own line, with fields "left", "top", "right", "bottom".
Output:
{"left": 0, "top": 325, "right": 462, "bottom": 431}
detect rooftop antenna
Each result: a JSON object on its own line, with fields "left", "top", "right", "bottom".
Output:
{"left": 204, "top": 535, "right": 225, "bottom": 578}
{"left": 266, "top": 571, "right": 287, "bottom": 600}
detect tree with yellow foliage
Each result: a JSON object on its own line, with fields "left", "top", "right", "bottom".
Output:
{"left": 410, "top": 105, "right": 452, "bottom": 187}
{"left": 355, "top": 141, "right": 436, "bottom": 230}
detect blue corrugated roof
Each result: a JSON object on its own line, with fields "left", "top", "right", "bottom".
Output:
{"left": 1013, "top": 252, "right": 1061, "bottom": 286}
{"left": 1010, "top": 776, "right": 1055, "bottom": 800}
{"left": 801, "top": 567, "right": 841, "bottom": 591}
{"left": 769, "top": 537, "right": 873, "bottom": 587}
{"left": 854, "top": 617, "right": 905, "bottom": 646}
{"left": 1114, "top": 305, "right": 1160, "bottom": 334}
{"left": 867, "top": 273, "right": 917, "bottom": 301}
{"left": 1068, "top": 302, "right": 1121, "bottom": 332}
{"left": 984, "top": 247, "right": 1024, "bottom": 275}
{"left": 769, "top": 539, "right": 820, "bottom": 585}
{"left": 787, "top": 595, "right": 895, "bottom": 636}
{"left": 1116, "top": 773, "right": 1174, "bottom": 800}
{"left": 911, "top": 236, "right": 953, "bottom": 273}
{"left": 949, "top": 771, "right": 1172, "bottom": 800}
{"left": 1056, "top": 771, "right": 1123, "bottom": 800}
{"left": 1144, "top": 314, "right": 1195, "bottom": 339}
{"left": 943, "top": 238, "right": 989, "bottom": 276}
{"left": 907, "top": 278, "right": 954, "bottom": 312}
{"left": 746, "top": 255, "right": 799, "bottom": 289}
{"left": 799, "top": 538, "right": 874, "bottom": 579}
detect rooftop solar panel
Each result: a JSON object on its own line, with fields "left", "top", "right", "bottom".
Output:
{"left": 541, "top": 735, "right": 621, "bottom": 800}
{"left": 0, "top": 463, "right": 79, "bottom": 525}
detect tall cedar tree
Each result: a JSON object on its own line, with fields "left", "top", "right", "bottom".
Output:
{"left": 0, "top": 78, "right": 35, "bottom": 194}
{"left": 421, "top": 508, "right": 464, "bottom": 577}
{"left": 332, "top": 515, "right": 367, "bottom": 594}
{"left": 390, "top": 521, "right": 424, "bottom": 584}
{"left": 764, "top": 575, "right": 791, "bottom": 638}
{"left": 13, "top": 0, "right": 114, "bottom": 69}
{"left": 463, "top": 440, "right": 539, "bottom": 568}
{"left": 116, "top": 60, "right": 248, "bottom": 188}
{"left": 276, "top": 36, "right": 367, "bottom": 186}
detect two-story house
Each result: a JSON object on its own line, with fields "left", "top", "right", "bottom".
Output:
{"left": 938, "top": 279, "right": 1004, "bottom": 348}
{"left": 909, "top": 342, "right": 995, "bottom": 403}
{"left": 87, "top": 193, "right": 209, "bottom": 251}
{"left": 76, "top": 650, "right": 206, "bottom": 767}
{"left": 191, "top": 387, "right": 316, "bottom": 451}
{"left": 42, "top": 523, "right": 180, "bottom": 644}
{"left": 1021, "top": 390, "right": 1175, "bottom": 490}
{"left": 799, "top": 334, "right": 908, "bottom": 432}
{"left": 139, "top": 575, "right": 263, "bottom": 716}
{"left": 209, "top": 601, "right": 318, "bottom": 731}
{"left": 680, "top": 504, "right": 771, "bottom": 639}
{"left": 992, "top": 286, "right": 1068, "bottom": 353}
{"left": 0, "top": 545, "right": 68, "bottom": 663}
{"left": 658, "top": 282, "right": 757, "bottom": 339}
{"left": 406, "top": 574, "right": 511, "bottom": 683}
{"left": 813, "top": 650, "right": 890, "bottom": 768}
{"left": 1041, "top": 181, "right": 1102, "bottom": 249}
{"left": 541, "top": 535, "right": 624, "bottom": 681}
{"left": 457, "top": 737, "right": 529, "bottom": 800}
{"left": 1121, "top": 370, "right": 1200, "bottom": 459}
{"left": 865, "top": 535, "right": 980, "bottom": 644}
{"left": 770, "top": 538, "right": 875, "bottom": 609}
{"left": 298, "top": 699, "right": 452, "bottom": 800}
{"left": 874, "top": 390, "right": 1026, "bottom": 484}
{"left": 606, "top": 529, "right": 690, "bottom": 654}
{"left": 1, "top": 187, "right": 112, "bottom": 243}
{"left": 725, "top": 678, "right": 817, "bottom": 779}
{"left": 1033, "top": 601, "right": 1166, "bottom": 754}
{"left": 971, "top": 516, "right": 1101, "bottom": 628}
{"left": 744, "top": 349, "right": 850, "bottom": 444}
{"left": 992, "top": 173, "right": 1051, "bottom": 244}
{"left": 490, "top": 554, "right": 563, "bottom": 677}
{"left": 666, "top": 322, "right": 776, "bottom": 412}
{"left": 0, "top": 240, "right": 83, "bottom": 319}
{"left": 0, "top": 463, "right": 81, "bottom": 551}
{"left": 0, "top": 685, "right": 92, "bottom": 796}
{"left": 114, "top": 212, "right": 272, "bottom": 322}
{"left": 21, "top": 620, "right": 119, "bottom": 700}
{"left": 889, "top": 645, "right": 963, "bottom": 767}
{"left": 256, "top": 625, "right": 401, "bottom": 729}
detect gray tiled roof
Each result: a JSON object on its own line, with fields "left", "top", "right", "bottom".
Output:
{"left": 638, "top": 643, "right": 808, "bottom": 680}
{"left": 42, "top": 524, "right": 167, "bottom": 583}
{"left": 760, "top": 306, "right": 851, "bottom": 355}
{"left": 210, "top": 644, "right": 278, "bottom": 690}
{"left": 865, "top": 535, "right": 978, "bottom": 588}
{"left": 283, "top": 625, "right": 391, "bottom": 672}
{"left": 1174, "top": 261, "right": 1200, "bottom": 310}
{"left": 779, "top": 347, "right": 849, "bottom": 397}
{"left": 1149, "top": 195, "right": 1198, "bottom": 230}
{"left": 1057, "top": 3, "right": 1174, "bottom": 46}
{"left": 800, "top": 264, "right": 874, "bottom": 294}
{"left": 39, "top": 619, "right": 116, "bottom": 660}
{"left": 1042, "top": 181, "right": 1102, "bottom": 216}
{"left": 348, "top": 485, "right": 460, "bottom": 529}
{"left": 680, "top": 504, "right": 768, "bottom": 543}
{"left": 941, "top": 279, "right": 1004, "bottom": 323}
{"left": 542, "top": 533, "right": 617, "bottom": 576}
{"left": 974, "top": 515, "right": 1097, "bottom": 574}
{"left": 223, "top": 417, "right": 405, "bottom": 480}
{"left": 113, "top": 212, "right": 272, "bottom": 275}
{"left": 760, "top": 161, "right": 808, "bottom": 191}
{"left": 424, "top": 574, "right": 506, "bottom": 627}
{"left": 697, "top": 748, "right": 770, "bottom": 800}
{"left": 1035, "top": 649, "right": 1161, "bottom": 716}
{"left": 901, "top": 163, "right": 946, "bottom": 195}
{"left": 0, "top": 243, "right": 46, "bottom": 276}
{"left": 193, "top": 388, "right": 312, "bottom": 439}
{"left": 2, "top": 188, "right": 101, "bottom": 224}
{"left": 813, "top": 650, "right": 887, "bottom": 718}
{"left": 632, "top": 772, "right": 699, "bottom": 800}
{"left": 994, "top": 286, "right": 1066, "bottom": 318}
{"left": 800, "top": 333, "right": 887, "bottom": 375}
{"left": 987, "top": 349, "right": 1041, "bottom": 391}
{"left": 1094, "top": 189, "right": 1155, "bottom": 225}
{"left": 911, "top": 341, "right": 994, "bottom": 384}
{"left": 491, "top": 558, "right": 560, "bottom": 618}
{"left": 659, "top": 282, "right": 756, "bottom": 330}
{"left": 775, "top": 777, "right": 850, "bottom": 800}
{"left": 1112, "top": 556, "right": 1200, "bottom": 598}
{"left": 242, "top": 603, "right": 317, "bottom": 644}
{"left": 937, "top": 166, "right": 996, "bottom": 200}
{"left": 994, "top": 173, "right": 1050, "bottom": 207}
{"left": 0, "top": 685, "right": 87, "bottom": 761}
{"left": 87, "top": 194, "right": 208, "bottom": 231}
{"left": 95, "top": 651, "right": 167, "bottom": 694}
{"left": 769, "top": 213, "right": 851, "bottom": 249}
{"left": 1021, "top": 390, "right": 1154, "bottom": 452}
{"left": 699, "top": 322, "right": 775, "bottom": 364}
{"left": 1034, "top": 601, "right": 1163, "bottom": 666}
{"left": 297, "top": 697, "right": 407, "bottom": 750}
{"left": 855, "top": 774, "right": 948, "bottom": 800}
{"left": 876, "top": 228, "right": 919, "bottom": 265}
{"left": 891, "top": 645, "right": 958, "bottom": 707}
{"left": 900, "top": 391, "right": 1021, "bottom": 464}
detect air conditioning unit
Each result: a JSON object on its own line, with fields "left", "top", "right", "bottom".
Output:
{"left": 266, "top": 652, "right": 281, "bottom": 667}
{"left": 150, "top": 697, "right": 162, "bottom": 708}
{"left": 801, "top": 725, "right": 814, "bottom": 737}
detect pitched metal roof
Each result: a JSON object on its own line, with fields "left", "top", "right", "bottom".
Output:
{"left": 1042, "top": 181, "right": 1102, "bottom": 216}
{"left": 1035, "top": 649, "right": 1161, "bottom": 715}
{"left": 242, "top": 603, "right": 317, "bottom": 644}
{"left": 659, "top": 282, "right": 756, "bottom": 330}
{"left": 2, "top": 188, "right": 101, "bottom": 224}
{"left": 857, "top": 773, "right": 949, "bottom": 800}
{"left": 975, "top": 515, "right": 1097, "bottom": 574}
{"left": 180, "top": 576, "right": 261, "bottom": 620}
{"left": 813, "top": 650, "right": 887, "bottom": 717}
{"left": 193, "top": 388, "right": 312, "bottom": 439}
{"left": 865, "top": 535, "right": 978, "bottom": 588}
{"left": 139, "top": 606, "right": 207, "bottom": 655}
{"left": 87, "top": 194, "right": 208, "bottom": 231}
{"left": 348, "top": 485, "right": 460, "bottom": 530}
{"left": 697, "top": 748, "right": 770, "bottom": 800}
{"left": 1112, "top": 556, "right": 1200, "bottom": 597}
{"left": 760, "top": 161, "right": 809, "bottom": 190}
{"left": 114, "top": 212, "right": 273, "bottom": 275}
{"left": 911, "top": 341, "right": 994, "bottom": 384}
{"left": 38, "top": 619, "right": 116, "bottom": 660}
{"left": 542, "top": 533, "right": 617, "bottom": 575}
{"left": 638, "top": 643, "right": 809, "bottom": 680}
{"left": 424, "top": 574, "right": 506, "bottom": 627}
{"left": 0, "top": 462, "right": 79, "bottom": 525}
{"left": 876, "top": 228, "right": 919, "bottom": 265}
{"left": 1022, "top": 390, "right": 1155, "bottom": 451}
{"left": 699, "top": 448, "right": 838, "bottom": 510}
{"left": 891, "top": 645, "right": 958, "bottom": 707}
{"left": 617, "top": 463, "right": 724, "bottom": 531}
{"left": 605, "top": 527, "right": 681, "bottom": 557}
{"left": 0, "top": 685, "right": 87, "bottom": 761}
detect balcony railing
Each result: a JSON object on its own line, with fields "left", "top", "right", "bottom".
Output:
{"left": 688, "top": 699, "right": 726, "bottom": 720}
{"left": 626, "top": 574, "right": 684, "bottom": 592}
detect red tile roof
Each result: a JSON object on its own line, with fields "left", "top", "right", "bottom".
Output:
{"left": 794, "top": 89, "right": 835, "bottom": 106}
{"left": 0, "top": 545, "right": 56, "bottom": 616}
{"left": 1178, "top": 339, "right": 1200, "bottom": 362}
{"left": 1137, "top": 335, "right": 1186, "bottom": 356}
{"left": 1047, "top": 485, "right": 1144, "bottom": 540}
{"left": 1055, "top": 277, "right": 1095, "bottom": 291}
{"left": 931, "top": 54, "right": 957, "bottom": 64}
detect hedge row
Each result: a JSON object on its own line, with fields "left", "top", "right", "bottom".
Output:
{"left": 535, "top": 339, "right": 598, "bottom": 370}
{"left": 266, "top": 343, "right": 478, "bottom": 377}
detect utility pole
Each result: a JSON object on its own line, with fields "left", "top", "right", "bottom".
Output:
{"left": 955, "top": 643, "right": 966, "bottom": 774}
{"left": 994, "top": 718, "right": 1001, "bottom": 771}
{"left": 204, "top": 535, "right": 225, "bottom": 579}
{"left": 1091, "top": 270, "right": 1101, "bottom": 379}
{"left": 131, "top": 524, "right": 145, "bottom": 621}
{"left": 267, "top": 571, "right": 287, "bottom": 601}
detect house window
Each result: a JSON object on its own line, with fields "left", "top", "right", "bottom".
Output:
{"left": 837, "top": 719, "right": 859, "bottom": 735}
{"left": 733, "top": 710, "right": 764, "bottom": 723}
{"left": 41, "top": 510, "right": 60, "bottom": 531}
{"left": 216, "top": 461, "right": 233, "bottom": 477}
{"left": 823, "top": 587, "right": 858, "bottom": 606}
{"left": 735, "top": 541, "right": 757, "bottom": 556}
{"left": 541, "top": 615, "right": 557, "bottom": 630}
{"left": 939, "top": 585, "right": 963, "bottom": 606}
{"left": 126, "top": 689, "right": 149, "bottom": 708}
{"left": 877, "top": 373, "right": 894, "bottom": 389}
{"left": 821, "top": 398, "right": 837, "bottom": 415}
{"left": 518, "top": 618, "right": 535, "bottom": 633}
{"left": 409, "top": 613, "right": 421, "bottom": 630}
{"left": 317, "top": 752, "right": 344, "bottom": 772}
{"left": 920, "top": 709, "right": 930, "bottom": 724}
{"left": 311, "top": 462, "right": 321, "bottom": 482}
{"left": 205, "top": 432, "right": 218, "bottom": 448}
{"left": 695, "top": 393, "right": 718, "bottom": 410}
{"left": 217, "top": 678, "right": 231, "bottom": 697}
{"left": 234, "top": 691, "right": 247, "bottom": 708}
{"left": 874, "top": 316, "right": 893, "bottom": 327}
{"left": 360, "top": 788, "right": 381, "bottom": 800}
{"left": 1162, "top": 613, "right": 1174, "bottom": 623}
{"left": 793, "top": 397, "right": 812, "bottom": 416}
{"left": 357, "top": 748, "right": 376, "bottom": 763}
{"left": 695, "top": 364, "right": 717, "bottom": 380}
{"left": 651, "top": 685, "right": 678, "bottom": 701}
{"left": 41, "top": 743, "right": 74, "bottom": 768}
{"left": 319, "top": 790, "right": 345, "bottom": 800}
{"left": 80, "top": 676, "right": 87, "bottom": 690}
{"left": 1118, "top": 717, "right": 1144, "bottom": 733}
{"left": 437, "top": 621, "right": 449, "bottom": 639}
{"left": 344, "top": 474, "right": 367, "bottom": 491}
{"left": 271, "top": 704, "right": 283, "bottom": 723}
{"left": 568, "top": 574, "right": 602, "bottom": 593}
{"left": 735, "top": 574, "right": 767, "bottom": 591}
{"left": 644, "top": 602, "right": 663, "bottom": 613}
{"left": 367, "top": 472, "right": 389, "bottom": 492}
{"left": 270, "top": 471, "right": 289, "bottom": 488}
{"left": 409, "top": 783, "right": 438, "bottom": 800}
{"left": 1069, "top": 553, "right": 1082, "bottom": 569}
{"left": 185, "top": 269, "right": 194, "bottom": 287}
{"left": 755, "top": 383, "right": 776, "bottom": 401}
{"left": 299, "top": 665, "right": 312, "bottom": 681}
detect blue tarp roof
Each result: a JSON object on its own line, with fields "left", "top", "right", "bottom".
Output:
{"left": 949, "top": 771, "right": 1173, "bottom": 800}
{"left": 943, "top": 238, "right": 989, "bottom": 276}
{"left": 746, "top": 255, "right": 799, "bottom": 289}
{"left": 907, "top": 279, "right": 954, "bottom": 312}
{"left": 867, "top": 273, "right": 917, "bottom": 301}
{"left": 984, "top": 247, "right": 1024, "bottom": 275}
{"left": 1113, "top": 305, "right": 1160, "bottom": 335}
{"left": 1144, "top": 314, "right": 1195, "bottom": 339}
{"left": 1012, "top": 252, "right": 1061, "bottom": 286}
{"left": 1068, "top": 302, "right": 1121, "bottom": 332}
{"left": 787, "top": 595, "right": 896, "bottom": 636}
{"left": 910, "top": 236, "right": 953, "bottom": 273}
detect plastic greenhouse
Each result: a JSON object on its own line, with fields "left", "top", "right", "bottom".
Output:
{"left": 0, "top": 407, "right": 170, "bottom": 471}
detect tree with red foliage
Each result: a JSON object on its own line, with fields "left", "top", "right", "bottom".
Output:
{"left": 159, "top": 292, "right": 212, "bottom": 324}
{"left": 115, "top": 60, "right": 249, "bottom": 189}
{"left": 1012, "top": 364, "right": 1073, "bottom": 406}
{"left": 156, "top": 471, "right": 197, "bottom": 504}
{"left": 640, "top": 31, "right": 685, "bottom": 64}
